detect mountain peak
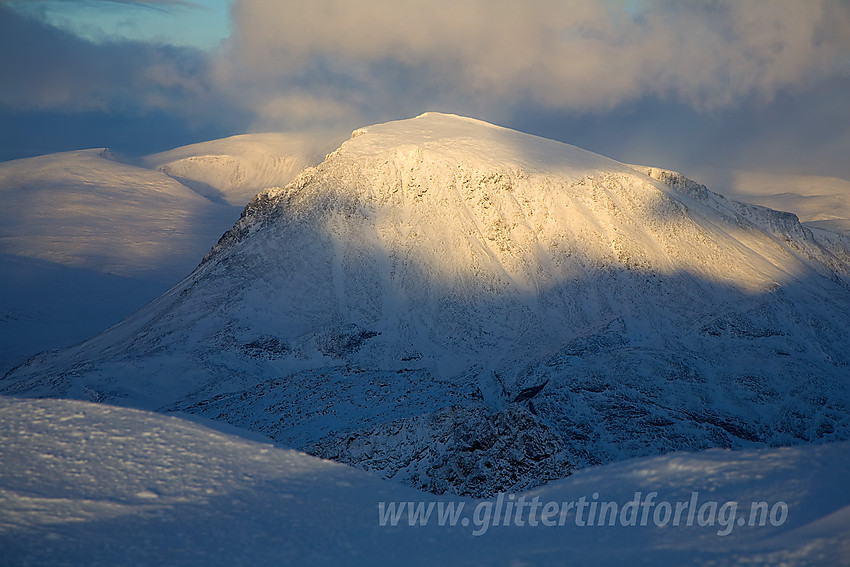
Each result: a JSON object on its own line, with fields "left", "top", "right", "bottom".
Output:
{"left": 341, "top": 112, "right": 624, "bottom": 177}
{"left": 4, "top": 114, "right": 850, "bottom": 497}
{"left": 216, "top": 114, "right": 846, "bottom": 298}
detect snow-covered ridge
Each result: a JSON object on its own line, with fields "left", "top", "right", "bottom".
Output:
{"left": 637, "top": 165, "right": 850, "bottom": 276}
{"left": 343, "top": 111, "right": 625, "bottom": 173}
{"left": 4, "top": 113, "right": 850, "bottom": 498}
{"left": 144, "top": 130, "right": 347, "bottom": 206}
{"left": 0, "top": 148, "right": 229, "bottom": 277}
{"left": 687, "top": 166, "right": 850, "bottom": 236}
{"left": 0, "top": 132, "right": 346, "bottom": 371}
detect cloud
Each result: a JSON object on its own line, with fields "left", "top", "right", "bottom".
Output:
{"left": 6, "top": 0, "right": 849, "bottom": 126}
{"left": 0, "top": 4, "right": 215, "bottom": 114}
{"left": 218, "top": 0, "right": 850, "bottom": 129}
{"left": 2, "top": 0, "right": 203, "bottom": 11}
{"left": 92, "top": 0, "right": 201, "bottom": 8}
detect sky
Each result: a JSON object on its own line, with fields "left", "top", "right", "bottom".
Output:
{"left": 1, "top": 0, "right": 849, "bottom": 180}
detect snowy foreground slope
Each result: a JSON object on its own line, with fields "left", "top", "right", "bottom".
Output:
{"left": 4, "top": 113, "right": 850, "bottom": 497}
{"left": 0, "top": 132, "right": 344, "bottom": 371}
{"left": 1, "top": 397, "right": 848, "bottom": 567}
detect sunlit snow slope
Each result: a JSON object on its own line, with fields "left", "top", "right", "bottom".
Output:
{"left": 4, "top": 113, "right": 850, "bottom": 497}
{"left": 144, "top": 130, "right": 347, "bottom": 206}
{"left": 1, "top": 398, "right": 848, "bottom": 567}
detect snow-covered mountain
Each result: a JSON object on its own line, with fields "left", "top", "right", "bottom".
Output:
{"left": 0, "top": 148, "right": 235, "bottom": 371}
{"left": 0, "top": 132, "right": 345, "bottom": 371}
{"left": 687, "top": 167, "right": 850, "bottom": 236}
{"left": 143, "top": 130, "right": 347, "bottom": 207}
{"left": 4, "top": 113, "right": 850, "bottom": 497}
{"left": 2, "top": 397, "right": 848, "bottom": 566}
{"left": 0, "top": 148, "right": 234, "bottom": 279}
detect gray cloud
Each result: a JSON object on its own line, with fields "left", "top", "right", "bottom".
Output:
{"left": 0, "top": 4, "right": 216, "bottom": 114}
{"left": 217, "top": 0, "right": 850, "bottom": 129}
{"left": 5, "top": 0, "right": 848, "bottom": 127}
{"left": 504, "top": 73, "right": 850, "bottom": 181}
{"left": 91, "top": 0, "right": 201, "bottom": 7}
{"left": 2, "top": 0, "right": 203, "bottom": 10}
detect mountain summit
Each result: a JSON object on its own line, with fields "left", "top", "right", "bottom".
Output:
{"left": 5, "top": 113, "right": 850, "bottom": 496}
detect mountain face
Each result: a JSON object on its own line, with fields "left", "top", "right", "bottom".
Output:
{"left": 4, "top": 113, "right": 850, "bottom": 497}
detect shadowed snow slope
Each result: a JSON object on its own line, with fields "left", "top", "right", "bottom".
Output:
{"left": 1, "top": 398, "right": 848, "bottom": 567}
{"left": 4, "top": 113, "right": 850, "bottom": 497}
{"left": 0, "top": 132, "right": 345, "bottom": 371}
{"left": 0, "top": 149, "right": 239, "bottom": 371}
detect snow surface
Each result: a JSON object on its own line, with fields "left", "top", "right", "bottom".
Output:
{"left": 1, "top": 397, "right": 848, "bottom": 566}
{"left": 0, "top": 148, "right": 231, "bottom": 279}
{"left": 4, "top": 112, "right": 850, "bottom": 498}
{"left": 143, "top": 130, "right": 348, "bottom": 207}
{"left": 0, "top": 132, "right": 345, "bottom": 372}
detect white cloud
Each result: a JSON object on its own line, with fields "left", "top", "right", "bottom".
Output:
{"left": 256, "top": 93, "right": 357, "bottom": 128}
